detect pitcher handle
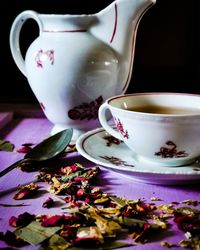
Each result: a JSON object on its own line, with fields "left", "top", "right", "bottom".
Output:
{"left": 9, "top": 10, "right": 43, "bottom": 77}
{"left": 98, "top": 103, "right": 122, "bottom": 140}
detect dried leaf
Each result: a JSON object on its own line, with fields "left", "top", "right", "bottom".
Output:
{"left": 117, "top": 216, "right": 146, "bottom": 228}
{"left": 1, "top": 162, "right": 199, "bottom": 249}
{"left": 0, "top": 139, "right": 14, "bottom": 152}
{"left": 0, "top": 203, "right": 28, "bottom": 207}
{"left": 39, "top": 234, "right": 71, "bottom": 250}
{"left": 179, "top": 237, "right": 200, "bottom": 249}
{"left": 88, "top": 209, "right": 121, "bottom": 236}
{"left": 110, "top": 196, "right": 126, "bottom": 207}
{"left": 160, "top": 241, "right": 176, "bottom": 248}
{"left": 14, "top": 221, "right": 60, "bottom": 245}
{"left": 181, "top": 200, "right": 199, "bottom": 206}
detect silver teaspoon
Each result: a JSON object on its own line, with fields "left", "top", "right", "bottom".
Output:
{"left": 0, "top": 128, "right": 73, "bottom": 177}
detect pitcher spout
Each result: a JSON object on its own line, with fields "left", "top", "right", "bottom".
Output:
{"left": 91, "top": 0, "right": 156, "bottom": 54}
{"left": 90, "top": 0, "right": 156, "bottom": 92}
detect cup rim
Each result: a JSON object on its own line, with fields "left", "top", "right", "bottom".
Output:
{"left": 106, "top": 92, "right": 200, "bottom": 117}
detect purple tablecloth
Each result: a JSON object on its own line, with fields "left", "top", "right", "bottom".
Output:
{"left": 0, "top": 117, "right": 199, "bottom": 250}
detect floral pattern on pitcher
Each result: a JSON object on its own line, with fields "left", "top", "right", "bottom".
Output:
{"left": 155, "top": 141, "right": 189, "bottom": 158}
{"left": 114, "top": 117, "right": 129, "bottom": 139}
{"left": 35, "top": 49, "right": 54, "bottom": 68}
{"left": 68, "top": 96, "right": 103, "bottom": 121}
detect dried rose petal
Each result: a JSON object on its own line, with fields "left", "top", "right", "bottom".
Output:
{"left": 60, "top": 225, "right": 77, "bottom": 240}
{"left": 2, "top": 162, "right": 200, "bottom": 249}
{"left": 13, "top": 189, "right": 30, "bottom": 200}
{"left": 74, "top": 177, "right": 86, "bottom": 182}
{"left": 64, "top": 197, "right": 80, "bottom": 207}
{"left": 60, "top": 164, "right": 80, "bottom": 175}
{"left": 16, "top": 145, "right": 32, "bottom": 153}
{"left": 84, "top": 197, "right": 92, "bottom": 203}
{"left": 13, "top": 183, "right": 40, "bottom": 200}
{"left": 41, "top": 215, "right": 65, "bottom": 227}
{"left": 41, "top": 213, "right": 85, "bottom": 228}
{"left": 9, "top": 212, "right": 35, "bottom": 227}
{"left": 174, "top": 214, "right": 200, "bottom": 234}
{"left": 0, "top": 230, "right": 27, "bottom": 247}
{"left": 174, "top": 207, "right": 200, "bottom": 234}
{"left": 73, "top": 226, "right": 104, "bottom": 247}
{"left": 129, "top": 223, "right": 151, "bottom": 243}
{"left": 42, "top": 197, "right": 54, "bottom": 208}
{"left": 9, "top": 216, "right": 18, "bottom": 227}
{"left": 77, "top": 189, "right": 85, "bottom": 197}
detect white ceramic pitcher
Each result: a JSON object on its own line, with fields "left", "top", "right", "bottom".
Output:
{"left": 10, "top": 0, "right": 156, "bottom": 139}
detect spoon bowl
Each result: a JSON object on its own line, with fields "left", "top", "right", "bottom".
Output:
{"left": 0, "top": 128, "right": 73, "bottom": 177}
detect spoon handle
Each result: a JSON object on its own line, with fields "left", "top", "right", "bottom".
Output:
{"left": 0, "top": 159, "right": 30, "bottom": 177}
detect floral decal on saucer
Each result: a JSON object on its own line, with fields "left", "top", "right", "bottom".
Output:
{"left": 114, "top": 117, "right": 129, "bottom": 139}
{"left": 103, "top": 135, "right": 123, "bottom": 147}
{"left": 68, "top": 96, "right": 103, "bottom": 120}
{"left": 155, "top": 141, "right": 188, "bottom": 158}
{"left": 100, "top": 156, "right": 134, "bottom": 167}
{"left": 193, "top": 167, "right": 200, "bottom": 172}
{"left": 35, "top": 49, "right": 54, "bottom": 68}
{"left": 191, "top": 159, "right": 200, "bottom": 171}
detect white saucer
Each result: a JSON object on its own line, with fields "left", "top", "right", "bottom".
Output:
{"left": 76, "top": 127, "right": 200, "bottom": 185}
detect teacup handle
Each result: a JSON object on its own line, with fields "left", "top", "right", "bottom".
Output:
{"left": 9, "top": 10, "right": 43, "bottom": 77}
{"left": 98, "top": 103, "right": 122, "bottom": 140}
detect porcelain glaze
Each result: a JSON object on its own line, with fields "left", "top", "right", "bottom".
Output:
{"left": 98, "top": 93, "right": 200, "bottom": 167}
{"left": 76, "top": 127, "right": 200, "bottom": 185}
{"left": 9, "top": 0, "right": 156, "bottom": 139}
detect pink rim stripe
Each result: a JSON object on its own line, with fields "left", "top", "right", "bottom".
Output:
{"left": 110, "top": 3, "right": 118, "bottom": 43}
{"left": 43, "top": 29, "right": 87, "bottom": 33}
{"left": 122, "top": 32, "right": 135, "bottom": 92}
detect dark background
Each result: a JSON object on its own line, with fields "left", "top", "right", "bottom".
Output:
{"left": 1, "top": 0, "right": 200, "bottom": 104}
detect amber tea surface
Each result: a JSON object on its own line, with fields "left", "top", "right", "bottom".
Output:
{"left": 126, "top": 105, "right": 200, "bottom": 114}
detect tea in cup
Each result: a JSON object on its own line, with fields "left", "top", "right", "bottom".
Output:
{"left": 98, "top": 93, "right": 200, "bottom": 167}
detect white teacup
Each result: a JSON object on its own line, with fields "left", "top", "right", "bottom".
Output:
{"left": 98, "top": 93, "right": 200, "bottom": 167}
